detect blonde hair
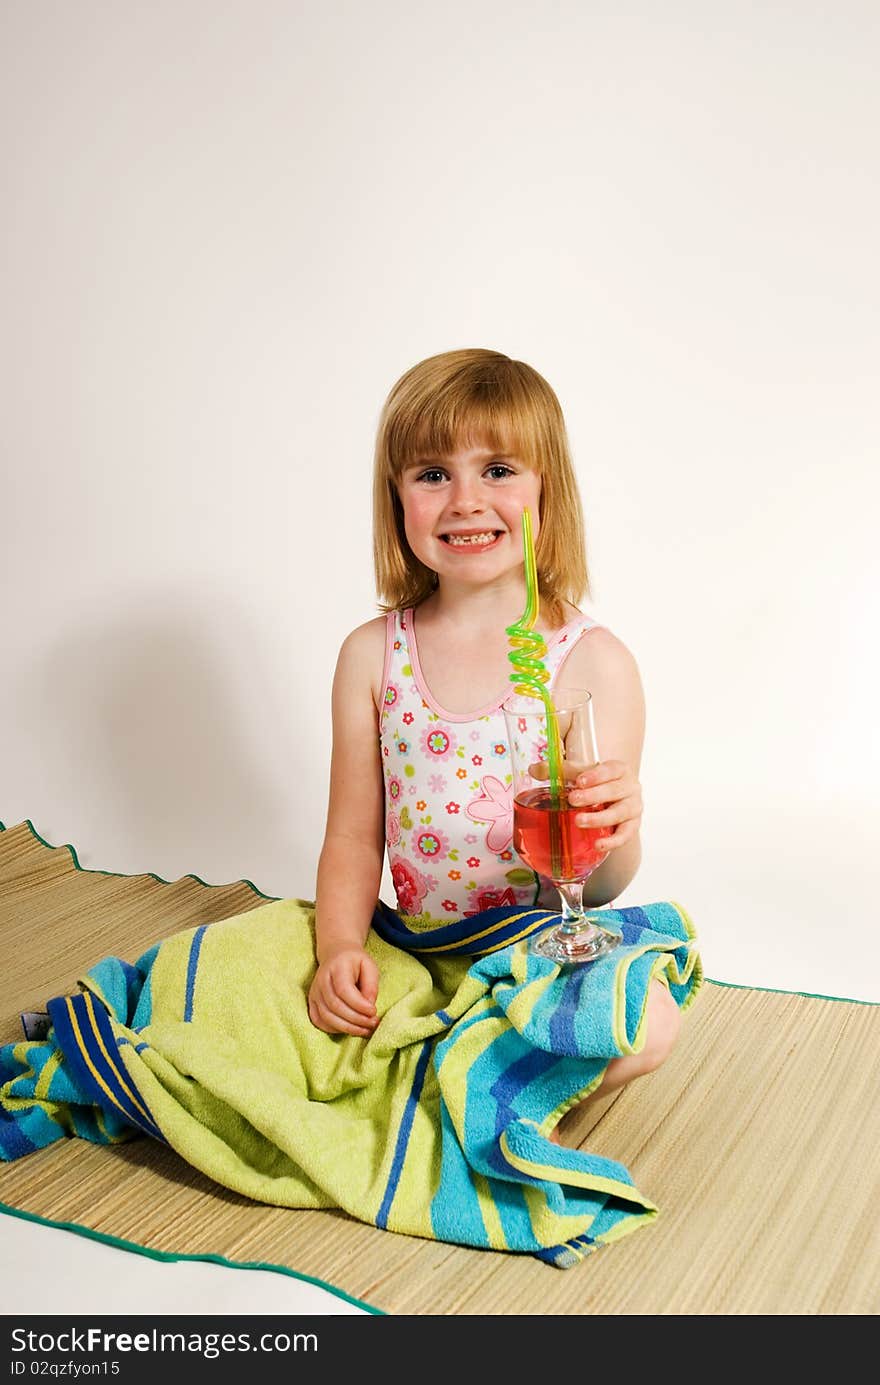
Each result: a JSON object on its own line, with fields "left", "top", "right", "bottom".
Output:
{"left": 372, "top": 348, "right": 589, "bottom": 627}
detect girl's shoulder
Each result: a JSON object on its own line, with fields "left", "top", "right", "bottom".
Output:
{"left": 336, "top": 615, "right": 387, "bottom": 671}
{"left": 338, "top": 612, "right": 388, "bottom": 650}
{"left": 555, "top": 615, "right": 644, "bottom": 697}
{"left": 334, "top": 613, "right": 392, "bottom": 711}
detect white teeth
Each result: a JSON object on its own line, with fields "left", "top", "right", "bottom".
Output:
{"left": 444, "top": 532, "right": 497, "bottom": 546}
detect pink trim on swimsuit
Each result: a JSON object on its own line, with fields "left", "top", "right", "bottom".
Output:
{"left": 404, "top": 606, "right": 605, "bottom": 722}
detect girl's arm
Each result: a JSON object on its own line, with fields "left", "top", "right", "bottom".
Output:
{"left": 310, "top": 619, "right": 387, "bottom": 1035}
{"left": 561, "top": 627, "right": 646, "bottom": 907}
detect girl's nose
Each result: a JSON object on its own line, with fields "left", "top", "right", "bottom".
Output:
{"left": 449, "top": 475, "right": 486, "bottom": 513}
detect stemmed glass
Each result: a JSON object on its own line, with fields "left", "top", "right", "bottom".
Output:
{"left": 503, "top": 687, "right": 621, "bottom": 965}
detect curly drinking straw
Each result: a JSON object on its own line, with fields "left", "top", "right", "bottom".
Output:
{"left": 506, "top": 507, "right": 565, "bottom": 877}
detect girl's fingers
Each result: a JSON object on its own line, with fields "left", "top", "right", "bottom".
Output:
{"left": 529, "top": 762, "right": 640, "bottom": 803}
{"left": 574, "top": 795, "right": 640, "bottom": 828}
{"left": 309, "top": 999, "right": 378, "bottom": 1037}
{"left": 358, "top": 955, "right": 380, "bottom": 1006}
{"left": 333, "top": 1000, "right": 379, "bottom": 1028}
{"left": 570, "top": 769, "right": 634, "bottom": 806}
{"left": 569, "top": 781, "right": 632, "bottom": 808}
{"left": 336, "top": 981, "right": 377, "bottom": 1016}
{"left": 314, "top": 988, "right": 378, "bottom": 1030}
{"left": 594, "top": 819, "right": 639, "bottom": 852}
{"left": 574, "top": 805, "right": 622, "bottom": 828}
{"left": 574, "top": 760, "right": 626, "bottom": 787}
{"left": 326, "top": 960, "right": 378, "bottom": 1015}
{"left": 318, "top": 1015, "right": 376, "bottom": 1037}
{"left": 329, "top": 1013, "right": 371, "bottom": 1035}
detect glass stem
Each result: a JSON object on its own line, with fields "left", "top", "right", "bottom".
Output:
{"left": 557, "top": 880, "right": 588, "bottom": 935}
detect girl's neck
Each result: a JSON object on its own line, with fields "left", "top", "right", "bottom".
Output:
{"left": 406, "top": 578, "right": 580, "bottom": 718}
{"left": 419, "top": 574, "right": 526, "bottom": 633}
{"left": 417, "top": 574, "right": 565, "bottom": 637}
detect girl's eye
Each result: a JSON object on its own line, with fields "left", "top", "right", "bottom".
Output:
{"left": 486, "top": 464, "right": 515, "bottom": 479}
{"left": 416, "top": 468, "right": 447, "bottom": 484}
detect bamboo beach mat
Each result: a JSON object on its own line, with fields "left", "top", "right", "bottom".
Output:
{"left": 1, "top": 820, "right": 878, "bottom": 1316}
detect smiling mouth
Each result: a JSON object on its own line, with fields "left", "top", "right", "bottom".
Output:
{"left": 440, "top": 530, "right": 503, "bottom": 547}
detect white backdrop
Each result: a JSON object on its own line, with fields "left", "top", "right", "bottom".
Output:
{"left": 3, "top": 1, "right": 878, "bottom": 1013}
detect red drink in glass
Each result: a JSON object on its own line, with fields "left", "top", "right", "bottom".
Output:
{"left": 513, "top": 786, "right": 605, "bottom": 883}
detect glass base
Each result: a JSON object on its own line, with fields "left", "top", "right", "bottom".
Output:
{"left": 530, "top": 916, "right": 621, "bottom": 966}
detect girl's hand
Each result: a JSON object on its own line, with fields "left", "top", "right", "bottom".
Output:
{"left": 307, "top": 948, "right": 380, "bottom": 1038}
{"left": 567, "top": 760, "right": 643, "bottom": 855}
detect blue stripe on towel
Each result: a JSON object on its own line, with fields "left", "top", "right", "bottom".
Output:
{"left": 376, "top": 1038, "right": 433, "bottom": 1229}
{"left": 47, "top": 994, "right": 163, "bottom": 1142}
{"left": 430, "top": 1105, "right": 493, "bottom": 1250}
{"left": 432, "top": 1025, "right": 556, "bottom": 1251}
{"left": 183, "top": 925, "right": 208, "bottom": 1022}
{"left": 616, "top": 905, "right": 654, "bottom": 947}
{"left": 481, "top": 1036, "right": 560, "bottom": 1182}
{"left": 548, "top": 965, "right": 593, "bottom": 1056}
{"left": 536, "top": 1232, "right": 596, "bottom": 1267}
{"left": 0, "top": 1106, "right": 39, "bottom": 1161}
{"left": 490, "top": 1048, "right": 560, "bottom": 1153}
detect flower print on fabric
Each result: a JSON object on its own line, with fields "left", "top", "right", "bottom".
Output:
{"left": 466, "top": 775, "right": 514, "bottom": 853}
{"left": 383, "top": 682, "right": 401, "bottom": 712}
{"left": 386, "top": 811, "right": 401, "bottom": 846}
{"left": 390, "top": 855, "right": 430, "bottom": 915}
{"left": 419, "top": 724, "right": 457, "bottom": 761}
{"left": 464, "top": 885, "right": 517, "bottom": 917}
{"left": 413, "top": 826, "right": 450, "bottom": 862}
{"left": 386, "top": 774, "right": 404, "bottom": 806}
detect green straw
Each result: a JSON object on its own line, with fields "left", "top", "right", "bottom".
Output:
{"left": 506, "top": 509, "right": 565, "bottom": 809}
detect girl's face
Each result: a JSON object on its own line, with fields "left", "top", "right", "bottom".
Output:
{"left": 396, "top": 441, "right": 542, "bottom": 588}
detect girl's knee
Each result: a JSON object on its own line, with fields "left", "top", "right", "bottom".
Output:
{"left": 640, "top": 980, "right": 682, "bottom": 1073}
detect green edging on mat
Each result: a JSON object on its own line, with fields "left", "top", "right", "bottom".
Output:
{"left": 703, "top": 976, "right": 878, "bottom": 1008}
{"left": 0, "top": 1202, "right": 384, "bottom": 1315}
{"left": 2, "top": 819, "right": 877, "bottom": 1010}
{"left": 0, "top": 817, "right": 280, "bottom": 901}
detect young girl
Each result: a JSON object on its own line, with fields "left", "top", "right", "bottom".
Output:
{"left": 308, "top": 347, "right": 681, "bottom": 1123}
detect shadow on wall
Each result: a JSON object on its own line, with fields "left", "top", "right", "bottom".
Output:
{"left": 17, "top": 585, "right": 321, "bottom": 897}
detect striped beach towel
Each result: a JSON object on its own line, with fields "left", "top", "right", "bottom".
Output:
{"left": 0, "top": 897, "right": 701, "bottom": 1267}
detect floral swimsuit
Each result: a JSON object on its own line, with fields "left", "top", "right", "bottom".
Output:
{"left": 379, "top": 607, "right": 603, "bottom": 927}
